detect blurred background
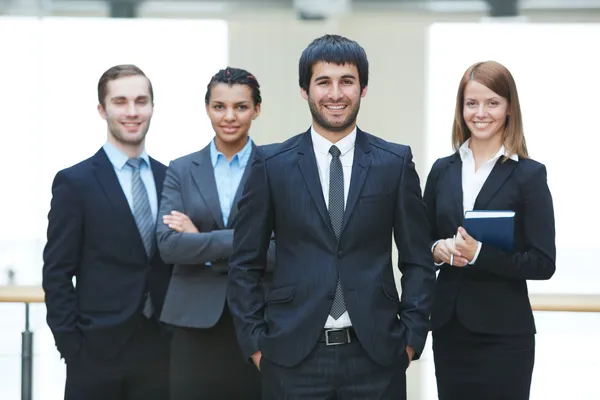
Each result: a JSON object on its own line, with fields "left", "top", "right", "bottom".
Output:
{"left": 0, "top": 0, "right": 598, "bottom": 398}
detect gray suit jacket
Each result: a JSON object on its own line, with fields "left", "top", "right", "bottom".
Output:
{"left": 157, "top": 142, "right": 274, "bottom": 329}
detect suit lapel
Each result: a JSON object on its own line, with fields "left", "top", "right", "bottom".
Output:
{"left": 92, "top": 148, "right": 146, "bottom": 252}
{"left": 149, "top": 157, "right": 165, "bottom": 202}
{"left": 473, "top": 157, "right": 517, "bottom": 210}
{"left": 297, "top": 130, "right": 336, "bottom": 237}
{"left": 190, "top": 145, "right": 225, "bottom": 229}
{"left": 148, "top": 157, "right": 166, "bottom": 258}
{"left": 447, "top": 153, "right": 464, "bottom": 220}
{"left": 341, "top": 129, "right": 371, "bottom": 234}
{"left": 226, "top": 143, "right": 256, "bottom": 228}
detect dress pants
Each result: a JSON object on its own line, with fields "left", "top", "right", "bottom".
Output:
{"left": 170, "top": 306, "right": 262, "bottom": 400}
{"left": 260, "top": 333, "right": 409, "bottom": 400}
{"left": 433, "top": 314, "right": 535, "bottom": 400}
{"left": 64, "top": 316, "right": 169, "bottom": 400}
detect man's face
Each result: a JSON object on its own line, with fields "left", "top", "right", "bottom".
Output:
{"left": 301, "top": 61, "right": 367, "bottom": 136}
{"left": 98, "top": 75, "right": 153, "bottom": 146}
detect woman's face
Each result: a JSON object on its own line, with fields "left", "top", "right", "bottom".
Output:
{"left": 206, "top": 83, "right": 260, "bottom": 147}
{"left": 462, "top": 80, "right": 508, "bottom": 143}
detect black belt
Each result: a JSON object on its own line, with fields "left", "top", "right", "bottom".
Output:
{"left": 318, "top": 327, "right": 356, "bottom": 346}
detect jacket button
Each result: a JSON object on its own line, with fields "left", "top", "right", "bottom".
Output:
{"left": 337, "top": 251, "right": 343, "bottom": 258}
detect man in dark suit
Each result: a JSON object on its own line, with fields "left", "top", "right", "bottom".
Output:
{"left": 227, "top": 34, "right": 436, "bottom": 399}
{"left": 42, "top": 64, "right": 170, "bottom": 400}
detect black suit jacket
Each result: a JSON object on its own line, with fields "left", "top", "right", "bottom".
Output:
{"left": 227, "top": 128, "right": 436, "bottom": 368}
{"left": 423, "top": 152, "right": 556, "bottom": 335}
{"left": 42, "top": 148, "right": 171, "bottom": 360}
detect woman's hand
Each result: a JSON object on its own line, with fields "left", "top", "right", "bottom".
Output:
{"left": 433, "top": 237, "right": 469, "bottom": 267}
{"left": 454, "top": 227, "right": 479, "bottom": 263}
{"left": 162, "top": 210, "right": 199, "bottom": 233}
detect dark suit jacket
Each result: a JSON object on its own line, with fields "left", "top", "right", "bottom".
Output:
{"left": 227, "top": 128, "right": 436, "bottom": 368}
{"left": 156, "top": 143, "right": 275, "bottom": 329}
{"left": 423, "top": 152, "right": 556, "bottom": 335}
{"left": 42, "top": 148, "right": 171, "bottom": 360}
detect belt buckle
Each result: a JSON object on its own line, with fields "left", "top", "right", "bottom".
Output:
{"left": 324, "top": 328, "right": 351, "bottom": 346}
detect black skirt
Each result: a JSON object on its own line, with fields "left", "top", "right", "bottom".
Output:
{"left": 169, "top": 306, "right": 262, "bottom": 400}
{"left": 433, "top": 314, "right": 535, "bottom": 400}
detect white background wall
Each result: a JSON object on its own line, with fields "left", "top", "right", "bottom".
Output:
{"left": 0, "top": 17, "right": 227, "bottom": 399}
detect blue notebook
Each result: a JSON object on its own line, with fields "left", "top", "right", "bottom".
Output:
{"left": 463, "top": 210, "right": 515, "bottom": 252}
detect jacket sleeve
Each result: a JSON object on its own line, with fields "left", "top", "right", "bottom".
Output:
{"left": 393, "top": 147, "right": 437, "bottom": 360}
{"left": 42, "top": 171, "right": 83, "bottom": 359}
{"left": 227, "top": 149, "right": 272, "bottom": 359}
{"left": 474, "top": 164, "right": 556, "bottom": 281}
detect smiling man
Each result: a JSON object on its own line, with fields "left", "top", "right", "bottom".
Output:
{"left": 228, "top": 35, "right": 436, "bottom": 399}
{"left": 42, "top": 65, "right": 170, "bottom": 399}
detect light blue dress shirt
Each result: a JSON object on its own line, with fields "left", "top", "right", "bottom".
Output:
{"left": 209, "top": 137, "right": 253, "bottom": 226}
{"left": 102, "top": 141, "right": 158, "bottom": 222}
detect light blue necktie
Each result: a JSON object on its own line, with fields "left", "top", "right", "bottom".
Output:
{"left": 127, "top": 157, "right": 155, "bottom": 318}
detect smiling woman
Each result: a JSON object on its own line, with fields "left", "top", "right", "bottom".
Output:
{"left": 155, "top": 67, "right": 274, "bottom": 400}
{"left": 204, "top": 67, "right": 262, "bottom": 157}
{"left": 423, "top": 60, "right": 555, "bottom": 400}
{"left": 424, "top": 22, "right": 600, "bottom": 400}
{"left": 451, "top": 60, "right": 527, "bottom": 164}
{"left": 462, "top": 81, "right": 508, "bottom": 143}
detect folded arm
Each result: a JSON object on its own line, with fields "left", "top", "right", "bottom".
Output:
{"left": 156, "top": 163, "right": 234, "bottom": 265}
{"left": 42, "top": 171, "right": 83, "bottom": 359}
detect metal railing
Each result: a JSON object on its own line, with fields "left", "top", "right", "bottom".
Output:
{"left": 1, "top": 285, "right": 600, "bottom": 400}
{"left": 0, "top": 286, "right": 44, "bottom": 400}
{"left": 529, "top": 293, "right": 600, "bottom": 312}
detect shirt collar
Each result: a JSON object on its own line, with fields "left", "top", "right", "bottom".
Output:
{"left": 103, "top": 141, "right": 150, "bottom": 170}
{"left": 310, "top": 126, "right": 356, "bottom": 157}
{"left": 459, "top": 138, "right": 519, "bottom": 163}
{"left": 209, "top": 137, "right": 253, "bottom": 168}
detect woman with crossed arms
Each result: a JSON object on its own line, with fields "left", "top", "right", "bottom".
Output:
{"left": 156, "top": 67, "right": 274, "bottom": 400}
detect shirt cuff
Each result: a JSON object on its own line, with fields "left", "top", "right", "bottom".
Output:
{"left": 431, "top": 239, "right": 444, "bottom": 266}
{"left": 469, "top": 241, "right": 482, "bottom": 264}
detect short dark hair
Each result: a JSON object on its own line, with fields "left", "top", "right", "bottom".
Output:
{"left": 205, "top": 67, "right": 262, "bottom": 106}
{"left": 298, "top": 34, "right": 369, "bottom": 93}
{"left": 97, "top": 64, "right": 153, "bottom": 108}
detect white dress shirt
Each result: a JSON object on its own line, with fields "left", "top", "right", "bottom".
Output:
{"left": 460, "top": 139, "right": 519, "bottom": 213}
{"left": 102, "top": 141, "right": 158, "bottom": 221}
{"left": 311, "top": 126, "right": 356, "bottom": 329}
{"left": 433, "top": 139, "right": 519, "bottom": 265}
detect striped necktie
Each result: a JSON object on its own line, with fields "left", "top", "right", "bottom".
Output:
{"left": 126, "top": 157, "right": 155, "bottom": 318}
